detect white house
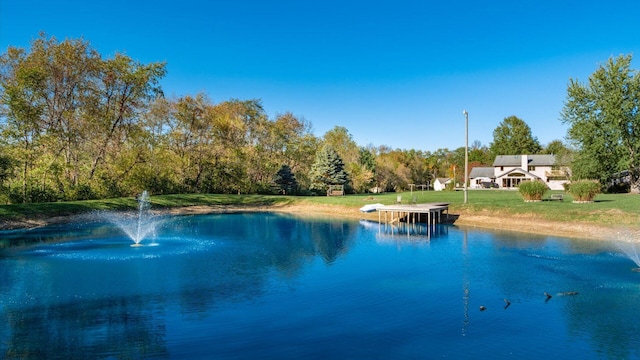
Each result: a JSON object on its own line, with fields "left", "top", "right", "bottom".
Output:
{"left": 433, "top": 177, "right": 452, "bottom": 191}
{"left": 470, "top": 154, "right": 570, "bottom": 190}
{"left": 469, "top": 167, "right": 497, "bottom": 189}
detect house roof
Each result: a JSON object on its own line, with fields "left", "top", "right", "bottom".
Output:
{"left": 469, "top": 167, "right": 494, "bottom": 178}
{"left": 496, "top": 168, "right": 541, "bottom": 179}
{"left": 493, "top": 154, "right": 557, "bottom": 167}
{"left": 435, "top": 177, "right": 451, "bottom": 184}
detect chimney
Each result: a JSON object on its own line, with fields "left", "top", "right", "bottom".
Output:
{"left": 521, "top": 155, "right": 528, "bottom": 171}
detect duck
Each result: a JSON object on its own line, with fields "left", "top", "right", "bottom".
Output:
{"left": 503, "top": 298, "right": 511, "bottom": 309}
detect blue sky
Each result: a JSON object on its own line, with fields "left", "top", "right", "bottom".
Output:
{"left": 2, "top": 0, "right": 640, "bottom": 152}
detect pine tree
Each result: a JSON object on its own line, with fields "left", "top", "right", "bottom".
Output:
{"left": 273, "top": 164, "right": 298, "bottom": 194}
{"left": 309, "top": 145, "right": 348, "bottom": 192}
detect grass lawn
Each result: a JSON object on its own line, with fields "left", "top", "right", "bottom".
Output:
{"left": 323, "top": 190, "right": 640, "bottom": 227}
{"left": 1, "top": 190, "right": 639, "bottom": 229}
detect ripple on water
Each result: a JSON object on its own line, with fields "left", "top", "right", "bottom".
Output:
{"left": 20, "top": 235, "right": 218, "bottom": 261}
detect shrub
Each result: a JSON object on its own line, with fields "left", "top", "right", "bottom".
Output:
{"left": 518, "top": 180, "right": 548, "bottom": 201}
{"left": 8, "top": 184, "right": 60, "bottom": 204}
{"left": 569, "top": 179, "right": 601, "bottom": 202}
{"left": 445, "top": 181, "right": 455, "bottom": 191}
{"left": 62, "top": 183, "right": 99, "bottom": 201}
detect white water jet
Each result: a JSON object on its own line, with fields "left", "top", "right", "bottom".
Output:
{"left": 134, "top": 190, "right": 151, "bottom": 246}
{"left": 615, "top": 237, "right": 640, "bottom": 272}
{"left": 610, "top": 228, "right": 640, "bottom": 272}
{"left": 103, "top": 190, "right": 160, "bottom": 247}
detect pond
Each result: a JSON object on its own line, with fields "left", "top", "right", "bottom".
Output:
{"left": 1, "top": 212, "right": 639, "bottom": 359}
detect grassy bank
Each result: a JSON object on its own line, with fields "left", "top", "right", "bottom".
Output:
{"left": 1, "top": 190, "right": 639, "bottom": 230}
{"left": 293, "top": 190, "right": 640, "bottom": 226}
{"left": 0, "top": 194, "right": 295, "bottom": 225}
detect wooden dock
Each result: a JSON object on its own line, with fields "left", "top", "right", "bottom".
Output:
{"left": 377, "top": 202, "right": 449, "bottom": 227}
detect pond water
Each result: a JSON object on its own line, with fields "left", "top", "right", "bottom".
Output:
{"left": 1, "top": 212, "right": 639, "bottom": 359}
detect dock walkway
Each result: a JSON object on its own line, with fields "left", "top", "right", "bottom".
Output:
{"left": 376, "top": 202, "right": 449, "bottom": 227}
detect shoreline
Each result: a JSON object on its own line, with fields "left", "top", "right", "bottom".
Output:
{"left": 160, "top": 203, "right": 637, "bottom": 242}
{"left": 270, "top": 203, "right": 632, "bottom": 241}
{"left": 1, "top": 203, "right": 636, "bottom": 242}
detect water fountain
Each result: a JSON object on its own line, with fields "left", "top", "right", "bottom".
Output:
{"left": 105, "top": 190, "right": 160, "bottom": 247}
{"left": 132, "top": 190, "right": 152, "bottom": 247}
{"left": 616, "top": 239, "right": 640, "bottom": 272}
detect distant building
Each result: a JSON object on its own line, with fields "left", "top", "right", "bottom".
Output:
{"left": 433, "top": 178, "right": 452, "bottom": 191}
{"left": 469, "top": 167, "right": 497, "bottom": 189}
{"left": 469, "top": 154, "right": 570, "bottom": 190}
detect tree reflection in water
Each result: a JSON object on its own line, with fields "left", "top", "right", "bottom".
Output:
{"left": 1, "top": 214, "right": 639, "bottom": 359}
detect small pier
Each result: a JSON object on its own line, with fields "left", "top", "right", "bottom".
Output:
{"left": 377, "top": 203, "right": 449, "bottom": 227}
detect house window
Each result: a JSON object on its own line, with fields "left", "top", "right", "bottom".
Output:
{"left": 528, "top": 166, "right": 536, "bottom": 171}
{"left": 502, "top": 177, "right": 528, "bottom": 188}
{"left": 500, "top": 166, "right": 504, "bottom": 171}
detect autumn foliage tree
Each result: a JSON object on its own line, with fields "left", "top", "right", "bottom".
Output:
{"left": 0, "top": 33, "right": 166, "bottom": 201}
{"left": 0, "top": 33, "right": 503, "bottom": 203}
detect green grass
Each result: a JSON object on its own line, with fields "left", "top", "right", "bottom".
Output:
{"left": 296, "top": 190, "right": 640, "bottom": 227}
{"left": 1, "top": 190, "right": 639, "bottom": 228}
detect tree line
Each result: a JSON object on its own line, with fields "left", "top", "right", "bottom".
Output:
{"left": 1, "top": 34, "right": 638, "bottom": 203}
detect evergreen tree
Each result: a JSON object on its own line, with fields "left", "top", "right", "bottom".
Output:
{"left": 273, "top": 164, "right": 298, "bottom": 194}
{"left": 309, "top": 145, "right": 348, "bottom": 193}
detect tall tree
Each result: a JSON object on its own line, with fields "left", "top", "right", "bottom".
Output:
{"left": 489, "top": 116, "right": 541, "bottom": 156}
{"left": 309, "top": 145, "right": 348, "bottom": 193}
{"left": 0, "top": 33, "right": 166, "bottom": 200}
{"left": 86, "top": 53, "right": 166, "bottom": 181}
{"left": 0, "top": 34, "right": 100, "bottom": 199}
{"left": 469, "top": 140, "right": 493, "bottom": 165}
{"left": 210, "top": 99, "right": 264, "bottom": 193}
{"left": 542, "top": 139, "right": 569, "bottom": 156}
{"left": 246, "top": 111, "right": 316, "bottom": 192}
{"left": 273, "top": 164, "right": 298, "bottom": 194}
{"left": 322, "top": 126, "right": 359, "bottom": 165}
{"left": 561, "top": 54, "right": 640, "bottom": 192}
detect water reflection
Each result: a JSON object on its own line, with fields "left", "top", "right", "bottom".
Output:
{"left": 451, "top": 227, "right": 640, "bottom": 358}
{"left": 0, "top": 214, "right": 639, "bottom": 359}
{"left": 358, "top": 219, "right": 449, "bottom": 244}
{"left": 0, "top": 213, "right": 359, "bottom": 358}
{"left": 4, "top": 295, "right": 168, "bottom": 359}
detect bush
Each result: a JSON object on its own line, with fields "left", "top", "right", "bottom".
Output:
{"left": 8, "top": 184, "right": 60, "bottom": 204}
{"left": 445, "top": 181, "right": 455, "bottom": 191}
{"left": 518, "top": 180, "right": 548, "bottom": 201}
{"left": 62, "top": 183, "right": 99, "bottom": 201}
{"left": 569, "top": 179, "right": 601, "bottom": 202}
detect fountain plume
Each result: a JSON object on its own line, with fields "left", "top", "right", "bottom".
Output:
{"left": 133, "top": 190, "right": 152, "bottom": 246}
{"left": 103, "top": 190, "right": 159, "bottom": 246}
{"left": 613, "top": 230, "right": 640, "bottom": 272}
